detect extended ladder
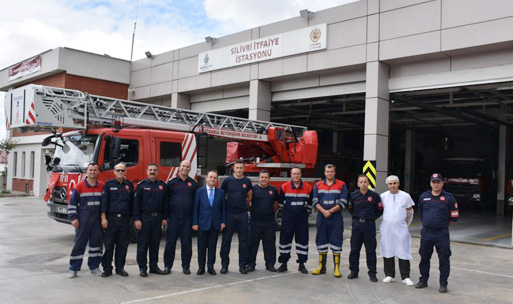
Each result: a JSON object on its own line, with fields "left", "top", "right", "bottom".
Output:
{"left": 5, "top": 84, "right": 307, "bottom": 142}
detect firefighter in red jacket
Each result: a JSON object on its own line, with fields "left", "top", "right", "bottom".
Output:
{"left": 311, "top": 164, "right": 348, "bottom": 277}
{"left": 67, "top": 163, "right": 105, "bottom": 279}
{"left": 276, "top": 167, "right": 313, "bottom": 274}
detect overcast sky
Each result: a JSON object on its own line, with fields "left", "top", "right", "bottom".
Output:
{"left": 0, "top": 0, "right": 358, "bottom": 139}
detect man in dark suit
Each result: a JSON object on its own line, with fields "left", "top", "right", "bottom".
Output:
{"left": 192, "top": 170, "right": 226, "bottom": 275}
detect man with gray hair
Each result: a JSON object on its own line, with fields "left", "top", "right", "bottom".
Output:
{"left": 379, "top": 175, "right": 415, "bottom": 286}
{"left": 100, "top": 163, "right": 134, "bottom": 277}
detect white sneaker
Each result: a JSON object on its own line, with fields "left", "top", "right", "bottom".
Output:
{"left": 383, "top": 276, "right": 395, "bottom": 283}
{"left": 402, "top": 278, "right": 414, "bottom": 286}
{"left": 67, "top": 270, "right": 77, "bottom": 279}
{"left": 90, "top": 268, "right": 102, "bottom": 276}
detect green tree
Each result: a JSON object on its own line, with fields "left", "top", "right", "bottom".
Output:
{"left": 0, "top": 138, "right": 19, "bottom": 153}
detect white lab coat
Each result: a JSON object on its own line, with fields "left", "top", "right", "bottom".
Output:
{"left": 379, "top": 190, "right": 415, "bottom": 260}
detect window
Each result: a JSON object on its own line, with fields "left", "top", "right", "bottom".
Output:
{"left": 13, "top": 152, "right": 17, "bottom": 177}
{"left": 30, "top": 151, "right": 35, "bottom": 179}
{"left": 160, "top": 142, "right": 181, "bottom": 167}
{"left": 21, "top": 152, "right": 26, "bottom": 178}
{"left": 103, "top": 138, "right": 139, "bottom": 170}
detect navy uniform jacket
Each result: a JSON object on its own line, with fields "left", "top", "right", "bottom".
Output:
{"left": 279, "top": 180, "right": 313, "bottom": 217}
{"left": 348, "top": 190, "right": 383, "bottom": 220}
{"left": 418, "top": 190, "right": 459, "bottom": 228}
{"left": 68, "top": 179, "right": 105, "bottom": 222}
{"left": 100, "top": 178, "right": 134, "bottom": 216}
{"left": 133, "top": 179, "right": 167, "bottom": 221}
{"left": 250, "top": 184, "right": 279, "bottom": 223}
{"left": 166, "top": 176, "right": 198, "bottom": 220}
{"left": 221, "top": 175, "right": 253, "bottom": 214}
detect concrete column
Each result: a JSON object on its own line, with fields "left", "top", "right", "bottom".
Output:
{"left": 404, "top": 130, "right": 415, "bottom": 193}
{"left": 248, "top": 80, "right": 271, "bottom": 121}
{"left": 364, "top": 61, "right": 390, "bottom": 193}
{"left": 497, "top": 125, "right": 507, "bottom": 216}
{"left": 171, "top": 93, "right": 190, "bottom": 110}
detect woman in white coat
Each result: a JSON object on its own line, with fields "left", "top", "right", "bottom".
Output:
{"left": 380, "top": 175, "right": 415, "bottom": 285}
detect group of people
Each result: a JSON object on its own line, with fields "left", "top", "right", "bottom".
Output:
{"left": 66, "top": 160, "right": 459, "bottom": 294}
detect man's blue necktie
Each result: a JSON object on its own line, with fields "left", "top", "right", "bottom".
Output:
{"left": 208, "top": 188, "right": 214, "bottom": 207}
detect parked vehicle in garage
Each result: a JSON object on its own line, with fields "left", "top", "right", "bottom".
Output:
{"left": 5, "top": 84, "right": 319, "bottom": 235}
{"left": 442, "top": 158, "right": 496, "bottom": 210}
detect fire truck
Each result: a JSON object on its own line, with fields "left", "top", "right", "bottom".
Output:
{"left": 4, "top": 84, "right": 319, "bottom": 230}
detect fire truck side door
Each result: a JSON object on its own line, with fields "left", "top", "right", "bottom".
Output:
{"left": 99, "top": 135, "right": 145, "bottom": 184}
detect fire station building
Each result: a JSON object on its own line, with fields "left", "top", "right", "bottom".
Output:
{"left": 1, "top": 0, "right": 513, "bottom": 241}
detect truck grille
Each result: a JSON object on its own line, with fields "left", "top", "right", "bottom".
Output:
{"left": 444, "top": 184, "right": 477, "bottom": 198}
{"left": 51, "top": 186, "right": 67, "bottom": 204}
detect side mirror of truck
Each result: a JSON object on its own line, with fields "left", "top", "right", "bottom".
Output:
{"left": 109, "top": 137, "right": 122, "bottom": 167}
{"left": 44, "top": 154, "right": 52, "bottom": 166}
{"left": 42, "top": 135, "right": 53, "bottom": 147}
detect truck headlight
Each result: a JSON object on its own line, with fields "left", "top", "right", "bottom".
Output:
{"left": 472, "top": 193, "right": 481, "bottom": 200}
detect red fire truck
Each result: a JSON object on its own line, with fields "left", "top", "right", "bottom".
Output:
{"left": 5, "top": 84, "right": 319, "bottom": 229}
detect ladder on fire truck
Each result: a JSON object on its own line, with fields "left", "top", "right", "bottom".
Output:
{"left": 6, "top": 84, "right": 307, "bottom": 142}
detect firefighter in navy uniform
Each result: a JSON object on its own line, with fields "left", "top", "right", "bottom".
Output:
{"left": 100, "top": 163, "right": 134, "bottom": 277}
{"left": 163, "top": 160, "right": 198, "bottom": 275}
{"left": 133, "top": 163, "right": 169, "bottom": 277}
{"left": 415, "top": 173, "right": 459, "bottom": 294}
{"left": 67, "top": 163, "right": 105, "bottom": 279}
{"left": 311, "top": 164, "right": 348, "bottom": 277}
{"left": 347, "top": 174, "right": 383, "bottom": 282}
{"left": 247, "top": 170, "right": 279, "bottom": 272}
{"left": 220, "top": 159, "right": 253, "bottom": 275}
{"left": 276, "top": 167, "right": 313, "bottom": 274}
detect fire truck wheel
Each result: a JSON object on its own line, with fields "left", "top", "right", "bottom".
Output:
{"left": 274, "top": 207, "right": 283, "bottom": 231}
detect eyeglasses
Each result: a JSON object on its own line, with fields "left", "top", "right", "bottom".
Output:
{"left": 115, "top": 169, "right": 126, "bottom": 172}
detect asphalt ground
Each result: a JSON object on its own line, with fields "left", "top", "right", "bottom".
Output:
{"left": 1, "top": 197, "right": 512, "bottom": 304}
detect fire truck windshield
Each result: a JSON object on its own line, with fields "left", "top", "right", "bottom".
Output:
{"left": 53, "top": 134, "right": 99, "bottom": 170}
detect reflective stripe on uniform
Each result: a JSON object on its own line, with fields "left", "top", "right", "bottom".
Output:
{"left": 284, "top": 193, "right": 309, "bottom": 198}
{"left": 279, "top": 243, "right": 292, "bottom": 249}
{"left": 318, "top": 190, "right": 342, "bottom": 194}
{"left": 330, "top": 244, "right": 341, "bottom": 251}
{"left": 68, "top": 205, "right": 77, "bottom": 210}
{"left": 88, "top": 253, "right": 103, "bottom": 257}
{"left": 87, "top": 201, "right": 101, "bottom": 206}
{"left": 295, "top": 243, "right": 308, "bottom": 249}
{"left": 67, "top": 210, "right": 76, "bottom": 214}
{"left": 317, "top": 244, "right": 329, "bottom": 249}
{"left": 70, "top": 255, "right": 84, "bottom": 260}
{"left": 79, "top": 192, "right": 102, "bottom": 197}
{"left": 290, "top": 202, "right": 305, "bottom": 206}
{"left": 296, "top": 250, "right": 308, "bottom": 255}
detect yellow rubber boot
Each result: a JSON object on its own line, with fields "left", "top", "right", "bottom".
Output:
{"left": 334, "top": 253, "right": 342, "bottom": 278}
{"left": 311, "top": 253, "right": 327, "bottom": 275}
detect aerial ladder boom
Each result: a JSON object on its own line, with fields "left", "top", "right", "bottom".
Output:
{"left": 4, "top": 84, "right": 307, "bottom": 142}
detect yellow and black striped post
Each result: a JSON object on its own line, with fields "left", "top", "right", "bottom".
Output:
{"left": 363, "top": 160, "right": 377, "bottom": 189}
